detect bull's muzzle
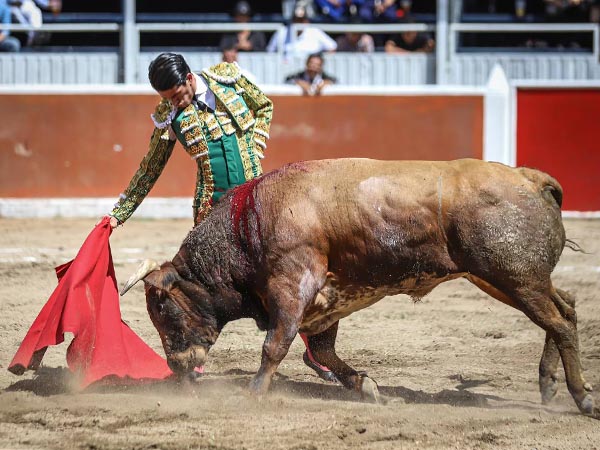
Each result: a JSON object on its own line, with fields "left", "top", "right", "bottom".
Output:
{"left": 167, "top": 344, "right": 208, "bottom": 374}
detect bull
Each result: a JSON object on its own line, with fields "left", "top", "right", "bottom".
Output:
{"left": 121, "top": 158, "right": 597, "bottom": 417}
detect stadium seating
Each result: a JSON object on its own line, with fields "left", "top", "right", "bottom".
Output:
{"left": 0, "top": 0, "right": 597, "bottom": 85}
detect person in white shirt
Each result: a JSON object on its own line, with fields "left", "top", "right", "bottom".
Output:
{"left": 10, "top": 0, "right": 60, "bottom": 46}
{"left": 267, "top": 5, "right": 337, "bottom": 58}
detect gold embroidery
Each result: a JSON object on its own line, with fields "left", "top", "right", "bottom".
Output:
{"left": 202, "top": 62, "right": 241, "bottom": 85}
{"left": 185, "top": 126, "right": 202, "bottom": 145}
{"left": 236, "top": 112, "right": 256, "bottom": 131}
{"left": 236, "top": 129, "right": 253, "bottom": 181}
{"left": 254, "top": 135, "right": 266, "bottom": 149}
{"left": 111, "top": 127, "right": 176, "bottom": 223}
{"left": 229, "top": 100, "right": 246, "bottom": 116}
{"left": 203, "top": 111, "right": 223, "bottom": 141}
{"left": 151, "top": 98, "right": 176, "bottom": 128}
{"left": 188, "top": 139, "right": 209, "bottom": 156}
{"left": 222, "top": 122, "right": 236, "bottom": 135}
{"left": 254, "top": 121, "right": 270, "bottom": 139}
{"left": 181, "top": 106, "right": 209, "bottom": 156}
{"left": 215, "top": 102, "right": 236, "bottom": 135}
{"left": 195, "top": 153, "right": 215, "bottom": 223}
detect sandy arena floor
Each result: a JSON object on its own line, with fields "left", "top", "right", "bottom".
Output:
{"left": 0, "top": 217, "right": 598, "bottom": 450}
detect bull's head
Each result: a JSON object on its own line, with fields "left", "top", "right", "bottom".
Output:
{"left": 121, "top": 259, "right": 219, "bottom": 375}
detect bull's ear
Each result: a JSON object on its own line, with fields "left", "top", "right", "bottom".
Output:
{"left": 143, "top": 263, "right": 182, "bottom": 292}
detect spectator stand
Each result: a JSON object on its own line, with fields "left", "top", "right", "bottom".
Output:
{"left": 0, "top": 0, "right": 599, "bottom": 86}
{"left": 282, "top": 21, "right": 437, "bottom": 84}
{"left": 448, "top": 22, "right": 600, "bottom": 84}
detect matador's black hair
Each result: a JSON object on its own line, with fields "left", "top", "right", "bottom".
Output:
{"left": 148, "top": 53, "right": 191, "bottom": 91}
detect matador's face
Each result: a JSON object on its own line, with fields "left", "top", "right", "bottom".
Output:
{"left": 158, "top": 73, "right": 196, "bottom": 110}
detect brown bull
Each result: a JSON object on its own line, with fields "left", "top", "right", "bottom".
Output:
{"left": 122, "top": 158, "right": 597, "bottom": 417}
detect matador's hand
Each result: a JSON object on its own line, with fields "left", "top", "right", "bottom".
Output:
{"left": 108, "top": 216, "right": 119, "bottom": 229}
{"left": 97, "top": 215, "right": 120, "bottom": 229}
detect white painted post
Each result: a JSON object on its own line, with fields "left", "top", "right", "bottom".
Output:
{"left": 121, "top": 0, "right": 138, "bottom": 84}
{"left": 483, "top": 64, "right": 512, "bottom": 165}
{"left": 436, "top": 0, "right": 449, "bottom": 85}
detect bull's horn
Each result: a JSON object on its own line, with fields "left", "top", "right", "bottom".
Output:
{"left": 120, "top": 259, "right": 161, "bottom": 296}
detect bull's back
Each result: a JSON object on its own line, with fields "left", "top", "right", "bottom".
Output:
{"left": 255, "top": 158, "right": 565, "bottom": 280}
{"left": 269, "top": 157, "right": 562, "bottom": 216}
{"left": 257, "top": 158, "right": 561, "bottom": 237}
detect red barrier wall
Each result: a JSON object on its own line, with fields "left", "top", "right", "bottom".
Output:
{"left": 0, "top": 94, "right": 482, "bottom": 198}
{"left": 516, "top": 88, "right": 600, "bottom": 212}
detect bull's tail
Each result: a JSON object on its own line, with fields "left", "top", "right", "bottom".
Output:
{"left": 565, "top": 239, "right": 587, "bottom": 253}
{"left": 518, "top": 167, "right": 563, "bottom": 209}
{"left": 518, "top": 167, "right": 587, "bottom": 254}
{"left": 543, "top": 183, "right": 563, "bottom": 209}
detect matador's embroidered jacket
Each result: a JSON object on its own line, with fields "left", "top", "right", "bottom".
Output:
{"left": 110, "top": 62, "right": 272, "bottom": 225}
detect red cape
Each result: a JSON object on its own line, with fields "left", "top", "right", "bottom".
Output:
{"left": 8, "top": 217, "right": 172, "bottom": 387}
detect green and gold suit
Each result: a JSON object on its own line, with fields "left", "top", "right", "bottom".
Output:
{"left": 110, "top": 62, "right": 273, "bottom": 225}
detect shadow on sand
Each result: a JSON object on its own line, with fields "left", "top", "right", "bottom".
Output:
{"left": 4, "top": 366, "right": 548, "bottom": 414}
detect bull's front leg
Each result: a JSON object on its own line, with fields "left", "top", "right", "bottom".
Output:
{"left": 249, "top": 314, "right": 299, "bottom": 395}
{"left": 249, "top": 276, "right": 312, "bottom": 395}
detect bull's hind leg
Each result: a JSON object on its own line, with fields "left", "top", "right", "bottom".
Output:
{"left": 306, "top": 321, "right": 382, "bottom": 403}
{"left": 538, "top": 289, "right": 593, "bottom": 404}
{"left": 509, "top": 285, "right": 596, "bottom": 417}
{"left": 468, "top": 276, "right": 596, "bottom": 416}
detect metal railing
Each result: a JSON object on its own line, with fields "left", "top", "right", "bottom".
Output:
{"left": 450, "top": 23, "right": 599, "bottom": 61}
{"left": 0, "top": 23, "right": 120, "bottom": 32}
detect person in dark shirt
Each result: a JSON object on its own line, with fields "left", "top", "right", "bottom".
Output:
{"left": 315, "top": 0, "right": 363, "bottom": 22}
{"left": 219, "top": 1, "right": 266, "bottom": 52}
{"left": 336, "top": 32, "right": 375, "bottom": 52}
{"left": 285, "top": 53, "right": 337, "bottom": 96}
{"left": 359, "top": 0, "right": 399, "bottom": 23}
{"left": 384, "top": 17, "right": 434, "bottom": 53}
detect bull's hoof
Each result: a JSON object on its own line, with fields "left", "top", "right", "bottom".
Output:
{"left": 540, "top": 374, "right": 559, "bottom": 405}
{"left": 360, "top": 377, "right": 385, "bottom": 404}
{"left": 582, "top": 404, "right": 600, "bottom": 420}
{"left": 576, "top": 393, "right": 596, "bottom": 418}
{"left": 540, "top": 383, "right": 558, "bottom": 405}
{"left": 247, "top": 376, "right": 269, "bottom": 397}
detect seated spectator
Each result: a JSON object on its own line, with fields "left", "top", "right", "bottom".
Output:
{"left": 544, "top": 0, "right": 596, "bottom": 22}
{"left": 222, "top": 42, "right": 238, "bottom": 64}
{"left": 384, "top": 17, "right": 434, "bottom": 53}
{"left": 315, "top": 0, "right": 362, "bottom": 22}
{"left": 396, "top": 0, "right": 413, "bottom": 18}
{"left": 10, "top": 0, "right": 60, "bottom": 46}
{"left": 221, "top": 42, "right": 258, "bottom": 83}
{"left": 293, "top": 0, "right": 318, "bottom": 20}
{"left": 285, "top": 53, "right": 336, "bottom": 96}
{"left": 267, "top": 5, "right": 337, "bottom": 57}
{"left": 359, "top": 0, "right": 398, "bottom": 23}
{"left": 219, "top": 1, "right": 266, "bottom": 52}
{"left": 336, "top": 31, "right": 374, "bottom": 52}
{"left": 0, "top": 0, "right": 20, "bottom": 51}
